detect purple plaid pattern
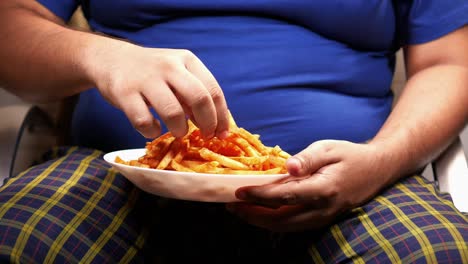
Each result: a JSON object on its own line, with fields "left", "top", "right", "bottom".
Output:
{"left": 0, "top": 147, "right": 149, "bottom": 263}
{"left": 309, "top": 176, "right": 468, "bottom": 263}
{"left": 1, "top": 147, "right": 467, "bottom": 263}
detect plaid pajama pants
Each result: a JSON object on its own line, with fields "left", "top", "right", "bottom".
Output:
{"left": 0, "top": 147, "right": 467, "bottom": 263}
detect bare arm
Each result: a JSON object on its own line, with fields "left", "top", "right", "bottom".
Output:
{"left": 371, "top": 25, "right": 468, "bottom": 184}
{"left": 0, "top": 0, "right": 229, "bottom": 139}
{"left": 0, "top": 0, "right": 99, "bottom": 102}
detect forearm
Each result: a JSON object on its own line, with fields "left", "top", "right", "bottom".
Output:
{"left": 0, "top": 2, "right": 124, "bottom": 102}
{"left": 371, "top": 64, "right": 468, "bottom": 184}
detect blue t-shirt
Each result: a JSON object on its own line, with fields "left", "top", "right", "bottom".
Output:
{"left": 37, "top": 0, "right": 468, "bottom": 154}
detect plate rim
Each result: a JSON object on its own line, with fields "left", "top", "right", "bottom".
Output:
{"left": 103, "top": 148, "right": 289, "bottom": 179}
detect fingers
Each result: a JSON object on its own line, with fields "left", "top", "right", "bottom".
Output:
{"left": 100, "top": 47, "right": 229, "bottom": 139}
{"left": 145, "top": 49, "right": 228, "bottom": 139}
{"left": 142, "top": 83, "right": 188, "bottom": 138}
{"left": 236, "top": 175, "right": 337, "bottom": 208}
{"left": 287, "top": 140, "right": 340, "bottom": 176}
{"left": 227, "top": 141, "right": 366, "bottom": 232}
{"left": 118, "top": 93, "right": 162, "bottom": 138}
{"left": 236, "top": 140, "right": 343, "bottom": 207}
{"left": 167, "top": 69, "right": 217, "bottom": 138}
{"left": 184, "top": 53, "right": 230, "bottom": 139}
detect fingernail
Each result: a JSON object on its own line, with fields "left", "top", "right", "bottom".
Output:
{"left": 202, "top": 132, "right": 215, "bottom": 139}
{"left": 287, "top": 157, "right": 303, "bottom": 175}
{"left": 217, "top": 130, "right": 229, "bottom": 140}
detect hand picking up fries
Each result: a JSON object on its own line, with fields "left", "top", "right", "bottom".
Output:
{"left": 115, "top": 114, "right": 291, "bottom": 175}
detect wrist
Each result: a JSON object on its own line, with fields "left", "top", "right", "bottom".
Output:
{"left": 77, "top": 31, "right": 135, "bottom": 89}
{"left": 367, "top": 136, "right": 413, "bottom": 185}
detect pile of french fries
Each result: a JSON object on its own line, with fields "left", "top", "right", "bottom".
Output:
{"left": 115, "top": 115, "right": 291, "bottom": 174}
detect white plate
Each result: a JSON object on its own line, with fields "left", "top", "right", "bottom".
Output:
{"left": 103, "top": 149, "right": 289, "bottom": 202}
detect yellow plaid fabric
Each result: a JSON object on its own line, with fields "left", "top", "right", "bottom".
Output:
{"left": 141, "top": 177, "right": 467, "bottom": 263}
{"left": 0, "top": 148, "right": 150, "bottom": 263}
{"left": 1, "top": 147, "right": 467, "bottom": 263}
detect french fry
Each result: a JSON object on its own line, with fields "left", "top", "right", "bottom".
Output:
{"left": 228, "top": 111, "right": 239, "bottom": 131}
{"left": 193, "top": 161, "right": 223, "bottom": 173}
{"left": 173, "top": 139, "right": 189, "bottom": 162}
{"left": 237, "top": 128, "right": 267, "bottom": 154}
{"left": 115, "top": 156, "right": 129, "bottom": 165}
{"left": 156, "top": 140, "right": 178, "bottom": 170}
{"left": 142, "top": 137, "right": 176, "bottom": 167}
{"left": 230, "top": 136, "right": 260, "bottom": 157}
{"left": 115, "top": 113, "right": 291, "bottom": 175}
{"left": 181, "top": 160, "right": 205, "bottom": 168}
{"left": 279, "top": 151, "right": 291, "bottom": 159}
{"left": 267, "top": 155, "right": 288, "bottom": 168}
{"left": 199, "top": 148, "right": 250, "bottom": 170}
{"left": 231, "top": 156, "right": 268, "bottom": 166}
{"left": 170, "top": 160, "right": 195, "bottom": 172}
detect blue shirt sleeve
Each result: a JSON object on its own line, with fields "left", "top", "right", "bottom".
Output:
{"left": 396, "top": 0, "right": 468, "bottom": 45}
{"left": 36, "top": 0, "right": 79, "bottom": 21}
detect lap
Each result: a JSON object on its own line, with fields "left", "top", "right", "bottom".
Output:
{"left": 0, "top": 147, "right": 151, "bottom": 263}
{"left": 312, "top": 176, "right": 468, "bottom": 263}
{"left": 1, "top": 147, "right": 467, "bottom": 263}
{"left": 147, "top": 176, "right": 468, "bottom": 263}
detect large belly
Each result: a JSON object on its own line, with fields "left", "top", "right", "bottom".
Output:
{"left": 73, "top": 16, "right": 394, "bottom": 153}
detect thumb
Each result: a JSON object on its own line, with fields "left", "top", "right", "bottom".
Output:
{"left": 286, "top": 140, "right": 340, "bottom": 177}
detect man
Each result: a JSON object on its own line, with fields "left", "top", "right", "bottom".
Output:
{"left": 1, "top": 0, "right": 467, "bottom": 262}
